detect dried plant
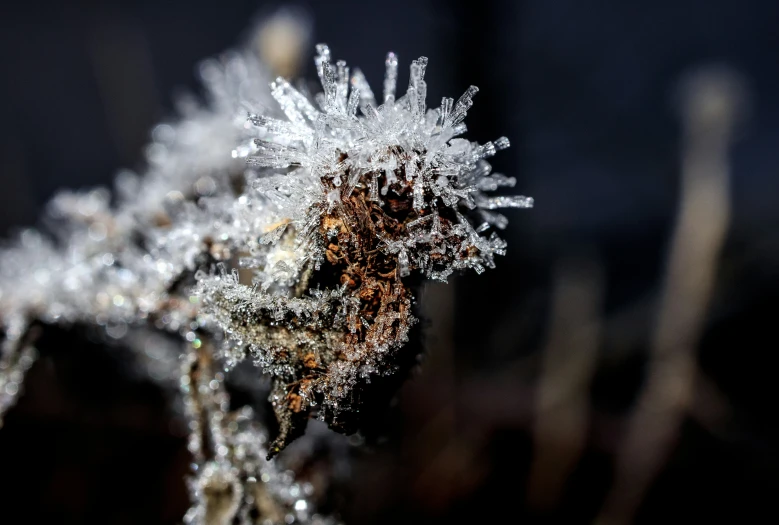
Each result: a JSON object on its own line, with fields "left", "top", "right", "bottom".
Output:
{"left": 0, "top": 21, "right": 531, "bottom": 524}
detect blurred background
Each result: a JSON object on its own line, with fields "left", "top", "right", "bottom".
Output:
{"left": 1, "top": 0, "right": 778, "bottom": 523}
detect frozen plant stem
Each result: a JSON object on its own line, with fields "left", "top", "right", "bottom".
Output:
{"left": 0, "top": 23, "right": 531, "bottom": 524}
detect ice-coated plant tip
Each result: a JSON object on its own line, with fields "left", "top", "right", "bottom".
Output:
{"left": 0, "top": 27, "right": 531, "bottom": 525}
{"left": 206, "top": 43, "right": 533, "bottom": 456}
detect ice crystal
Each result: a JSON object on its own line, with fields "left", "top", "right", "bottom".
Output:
{"left": 0, "top": 19, "right": 531, "bottom": 524}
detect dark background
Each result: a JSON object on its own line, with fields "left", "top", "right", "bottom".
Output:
{"left": 1, "top": 0, "right": 778, "bottom": 523}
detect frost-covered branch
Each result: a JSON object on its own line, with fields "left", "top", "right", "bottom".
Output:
{"left": 0, "top": 18, "right": 531, "bottom": 524}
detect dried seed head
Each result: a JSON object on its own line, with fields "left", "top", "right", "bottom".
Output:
{"left": 195, "top": 45, "right": 532, "bottom": 454}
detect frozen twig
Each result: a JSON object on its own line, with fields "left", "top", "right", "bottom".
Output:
{"left": 0, "top": 15, "right": 531, "bottom": 524}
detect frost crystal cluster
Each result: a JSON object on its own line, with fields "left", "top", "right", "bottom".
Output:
{"left": 0, "top": 22, "right": 531, "bottom": 525}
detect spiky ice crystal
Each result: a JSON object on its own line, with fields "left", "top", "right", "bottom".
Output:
{"left": 0, "top": 31, "right": 531, "bottom": 525}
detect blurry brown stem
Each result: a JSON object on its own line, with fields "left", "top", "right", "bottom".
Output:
{"left": 527, "top": 256, "right": 604, "bottom": 510}
{"left": 597, "top": 67, "right": 744, "bottom": 524}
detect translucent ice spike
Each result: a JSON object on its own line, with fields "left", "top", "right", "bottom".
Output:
{"left": 319, "top": 60, "right": 339, "bottom": 113}
{"left": 383, "top": 52, "right": 398, "bottom": 104}
{"left": 448, "top": 85, "right": 479, "bottom": 128}
{"left": 407, "top": 57, "right": 429, "bottom": 116}
{"left": 369, "top": 173, "right": 381, "bottom": 203}
{"left": 398, "top": 248, "right": 410, "bottom": 277}
{"left": 248, "top": 114, "right": 313, "bottom": 141}
{"left": 412, "top": 178, "right": 425, "bottom": 210}
{"left": 248, "top": 140, "right": 302, "bottom": 168}
{"left": 346, "top": 88, "right": 361, "bottom": 117}
{"left": 271, "top": 78, "right": 320, "bottom": 125}
{"left": 494, "top": 136, "right": 510, "bottom": 150}
{"left": 314, "top": 43, "right": 331, "bottom": 82}
{"left": 478, "top": 209, "right": 510, "bottom": 230}
{"left": 350, "top": 69, "right": 376, "bottom": 110}
{"left": 476, "top": 195, "right": 535, "bottom": 210}
{"left": 439, "top": 97, "right": 453, "bottom": 128}
{"left": 336, "top": 60, "right": 350, "bottom": 113}
{"left": 476, "top": 174, "right": 517, "bottom": 191}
